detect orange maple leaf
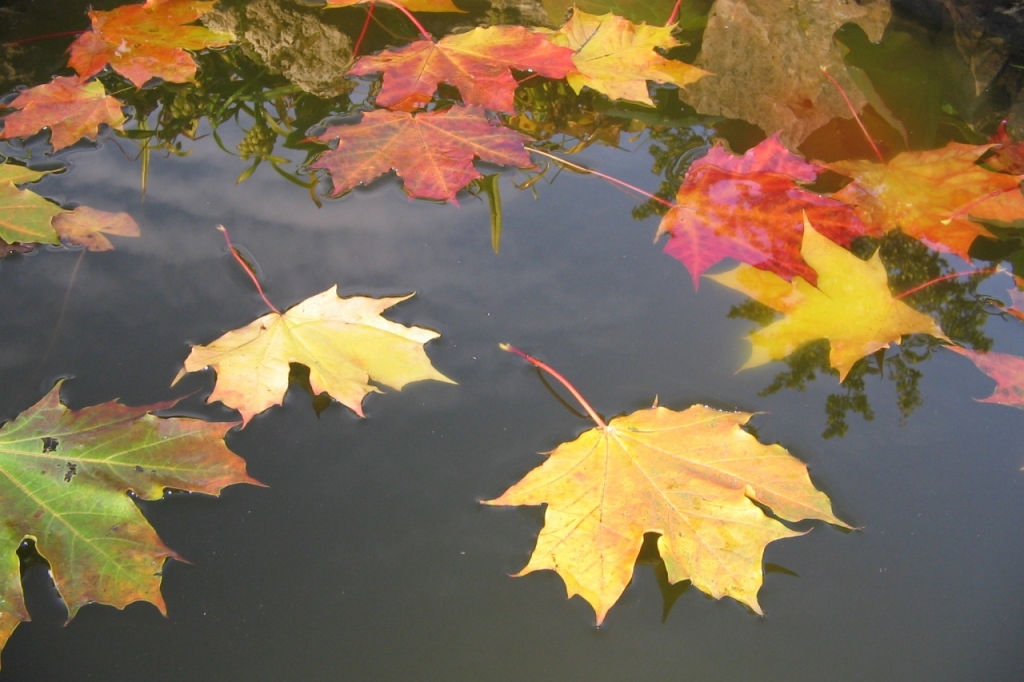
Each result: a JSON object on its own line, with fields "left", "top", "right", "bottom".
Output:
{"left": 68, "top": 0, "right": 234, "bottom": 88}
{"left": 658, "top": 135, "right": 870, "bottom": 288}
{"left": 348, "top": 26, "right": 576, "bottom": 113}
{"left": 310, "top": 106, "right": 532, "bottom": 201}
{"left": 829, "top": 143, "right": 1024, "bottom": 260}
{"left": 0, "top": 77, "right": 125, "bottom": 151}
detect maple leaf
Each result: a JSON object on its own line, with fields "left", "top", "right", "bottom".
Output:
{"left": 348, "top": 26, "right": 575, "bottom": 113}
{"left": 545, "top": 9, "right": 708, "bottom": 106}
{"left": 486, "top": 369, "right": 848, "bottom": 622}
{"left": 0, "top": 77, "right": 125, "bottom": 152}
{"left": 0, "top": 181, "right": 62, "bottom": 246}
{"left": 948, "top": 346, "right": 1024, "bottom": 410}
{"left": 52, "top": 207, "right": 140, "bottom": 251}
{"left": 175, "top": 286, "right": 454, "bottom": 425}
{"left": 657, "top": 135, "right": 871, "bottom": 288}
{"left": 310, "top": 106, "right": 531, "bottom": 201}
{"left": 829, "top": 143, "right": 1024, "bottom": 260}
{"left": 325, "top": 0, "right": 465, "bottom": 12}
{"left": 68, "top": 0, "right": 234, "bottom": 88}
{"left": 0, "top": 381, "right": 257, "bottom": 658}
{"left": 681, "top": 0, "right": 891, "bottom": 146}
{"left": 709, "top": 218, "right": 948, "bottom": 380}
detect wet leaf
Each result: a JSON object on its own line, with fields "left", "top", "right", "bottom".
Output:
{"left": 325, "top": 0, "right": 464, "bottom": 12}
{"left": 830, "top": 143, "right": 1024, "bottom": 260}
{"left": 681, "top": 0, "right": 891, "bottom": 146}
{"left": 68, "top": 0, "right": 234, "bottom": 88}
{"left": 175, "top": 287, "right": 454, "bottom": 425}
{"left": 310, "top": 106, "right": 532, "bottom": 201}
{"left": 657, "top": 135, "right": 871, "bottom": 288}
{"left": 948, "top": 346, "right": 1024, "bottom": 410}
{"left": 0, "top": 182, "right": 61, "bottom": 246}
{"left": 546, "top": 9, "right": 707, "bottom": 106}
{"left": 486, "top": 402, "right": 848, "bottom": 623}
{"left": 52, "top": 207, "right": 140, "bottom": 251}
{"left": 709, "top": 219, "right": 948, "bottom": 380}
{"left": 0, "top": 381, "right": 256, "bottom": 659}
{"left": 0, "top": 77, "right": 125, "bottom": 152}
{"left": 349, "top": 26, "right": 575, "bottom": 113}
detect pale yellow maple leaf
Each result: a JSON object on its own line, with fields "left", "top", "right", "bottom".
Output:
{"left": 175, "top": 286, "right": 454, "bottom": 425}
{"left": 486, "top": 403, "right": 848, "bottom": 623}
{"left": 546, "top": 9, "right": 708, "bottom": 105}
{"left": 709, "top": 219, "right": 949, "bottom": 380}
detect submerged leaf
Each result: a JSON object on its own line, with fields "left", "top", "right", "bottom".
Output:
{"left": 310, "top": 106, "right": 531, "bottom": 201}
{"left": 68, "top": 0, "right": 234, "bottom": 88}
{"left": 0, "top": 77, "right": 125, "bottom": 151}
{"left": 0, "top": 382, "right": 256, "bottom": 659}
{"left": 546, "top": 9, "right": 707, "bottom": 106}
{"left": 710, "top": 219, "right": 948, "bottom": 380}
{"left": 681, "top": 0, "right": 891, "bottom": 146}
{"left": 948, "top": 346, "right": 1024, "bottom": 410}
{"left": 52, "top": 207, "right": 140, "bottom": 251}
{"left": 487, "top": 403, "right": 848, "bottom": 623}
{"left": 349, "top": 25, "right": 575, "bottom": 112}
{"left": 176, "top": 287, "right": 454, "bottom": 425}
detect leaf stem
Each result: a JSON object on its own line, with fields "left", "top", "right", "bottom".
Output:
{"left": 666, "top": 0, "right": 684, "bottom": 26}
{"left": 3, "top": 29, "right": 85, "bottom": 47}
{"left": 353, "top": 1, "right": 377, "bottom": 57}
{"left": 501, "top": 344, "right": 607, "bottom": 428}
{"left": 942, "top": 186, "right": 1022, "bottom": 224}
{"left": 375, "top": 0, "right": 432, "bottom": 41}
{"left": 217, "top": 225, "right": 280, "bottom": 314}
{"left": 527, "top": 148, "right": 674, "bottom": 208}
{"left": 820, "top": 66, "right": 885, "bottom": 164}
{"left": 894, "top": 267, "right": 999, "bottom": 299}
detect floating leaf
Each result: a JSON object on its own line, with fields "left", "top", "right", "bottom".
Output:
{"left": 546, "top": 9, "right": 707, "bottom": 106}
{"left": 310, "top": 106, "right": 531, "bottom": 201}
{"left": 349, "top": 26, "right": 575, "bottom": 113}
{"left": 0, "top": 77, "right": 125, "bottom": 151}
{"left": 948, "top": 346, "right": 1024, "bottom": 410}
{"left": 681, "top": 0, "right": 891, "bottom": 146}
{"left": 68, "top": 0, "right": 234, "bottom": 88}
{"left": 175, "top": 286, "right": 454, "bottom": 425}
{"left": 52, "top": 207, "right": 140, "bottom": 251}
{"left": 487, "top": 376, "right": 847, "bottom": 623}
{"left": 0, "top": 381, "right": 256, "bottom": 658}
{"left": 709, "top": 219, "right": 948, "bottom": 380}
{"left": 0, "top": 182, "right": 62, "bottom": 246}
{"left": 657, "top": 135, "right": 871, "bottom": 288}
{"left": 830, "top": 143, "right": 1024, "bottom": 260}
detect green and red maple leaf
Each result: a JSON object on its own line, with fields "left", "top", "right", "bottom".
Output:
{"left": 0, "top": 77, "right": 125, "bottom": 151}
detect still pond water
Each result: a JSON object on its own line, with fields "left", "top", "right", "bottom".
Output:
{"left": 1, "top": 0, "right": 1023, "bottom": 679}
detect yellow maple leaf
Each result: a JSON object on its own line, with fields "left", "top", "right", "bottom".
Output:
{"left": 829, "top": 143, "right": 1024, "bottom": 260}
{"left": 546, "top": 9, "right": 708, "bottom": 105}
{"left": 486, "top": 402, "right": 848, "bottom": 623}
{"left": 709, "top": 219, "right": 949, "bottom": 381}
{"left": 175, "top": 286, "right": 454, "bottom": 425}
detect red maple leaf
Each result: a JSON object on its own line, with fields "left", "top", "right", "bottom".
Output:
{"left": 948, "top": 346, "right": 1024, "bottom": 409}
{"left": 0, "top": 77, "right": 125, "bottom": 151}
{"left": 310, "top": 106, "right": 532, "bottom": 201}
{"left": 348, "top": 25, "right": 576, "bottom": 112}
{"left": 658, "top": 135, "right": 871, "bottom": 289}
{"left": 68, "top": 0, "right": 233, "bottom": 88}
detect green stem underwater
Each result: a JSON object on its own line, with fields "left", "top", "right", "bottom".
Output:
{"left": 501, "top": 344, "right": 607, "bottom": 428}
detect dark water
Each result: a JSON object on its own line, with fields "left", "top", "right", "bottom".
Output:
{"left": 2, "top": 3, "right": 1024, "bottom": 681}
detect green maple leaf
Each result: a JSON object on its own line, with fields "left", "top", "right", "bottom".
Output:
{"left": 0, "top": 382, "right": 258, "bottom": 660}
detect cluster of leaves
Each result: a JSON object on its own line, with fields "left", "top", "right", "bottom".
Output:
{"left": 4, "top": 0, "right": 1024, "bottom": 663}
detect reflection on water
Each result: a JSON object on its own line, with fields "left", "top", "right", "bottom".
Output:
{"left": 2, "top": 0, "right": 1024, "bottom": 680}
